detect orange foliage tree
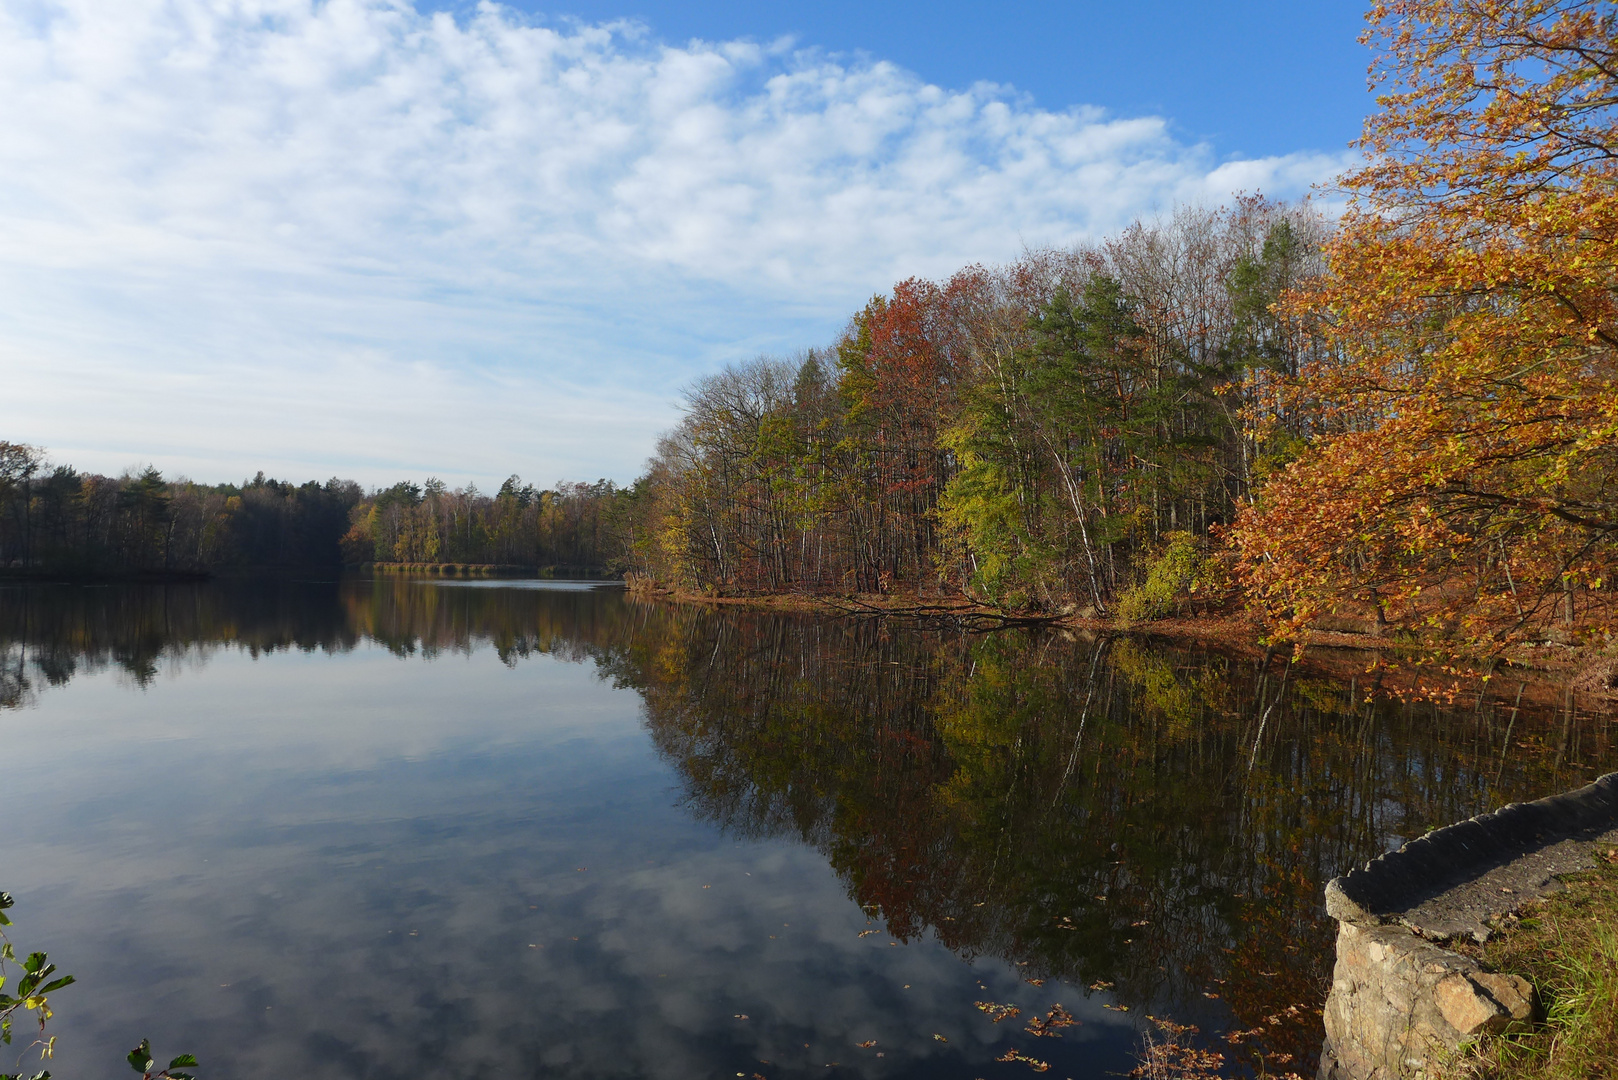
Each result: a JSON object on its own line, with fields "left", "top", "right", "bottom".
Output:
{"left": 1232, "top": 0, "right": 1618, "bottom": 650}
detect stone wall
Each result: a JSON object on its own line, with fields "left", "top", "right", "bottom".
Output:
{"left": 1318, "top": 771, "right": 1618, "bottom": 1080}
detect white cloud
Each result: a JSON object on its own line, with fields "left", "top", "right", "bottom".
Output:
{"left": 0, "top": 0, "right": 1356, "bottom": 486}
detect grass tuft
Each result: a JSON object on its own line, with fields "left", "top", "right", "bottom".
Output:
{"left": 1448, "top": 849, "right": 1618, "bottom": 1079}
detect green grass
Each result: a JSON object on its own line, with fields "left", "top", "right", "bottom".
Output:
{"left": 1450, "top": 850, "right": 1618, "bottom": 1079}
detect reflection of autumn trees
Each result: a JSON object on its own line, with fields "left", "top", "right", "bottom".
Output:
{"left": 339, "top": 580, "right": 639, "bottom": 666}
{"left": 7, "top": 581, "right": 1615, "bottom": 1069}
{"left": 611, "top": 614, "right": 1617, "bottom": 1068}
{"left": 0, "top": 581, "right": 360, "bottom": 706}
{"left": 0, "top": 580, "right": 643, "bottom": 708}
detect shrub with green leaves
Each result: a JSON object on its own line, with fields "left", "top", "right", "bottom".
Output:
{"left": 1116, "top": 532, "right": 1207, "bottom": 623}
{"left": 0, "top": 889, "right": 198, "bottom": 1080}
{"left": 0, "top": 890, "right": 73, "bottom": 1076}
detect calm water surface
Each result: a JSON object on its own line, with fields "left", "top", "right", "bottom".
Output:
{"left": 1, "top": 579, "right": 1612, "bottom": 1079}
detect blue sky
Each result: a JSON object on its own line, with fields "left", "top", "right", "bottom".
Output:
{"left": 481, "top": 0, "right": 1374, "bottom": 159}
{"left": 0, "top": 0, "right": 1372, "bottom": 489}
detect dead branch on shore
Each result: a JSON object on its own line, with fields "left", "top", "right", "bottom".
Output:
{"left": 819, "top": 594, "right": 1066, "bottom": 633}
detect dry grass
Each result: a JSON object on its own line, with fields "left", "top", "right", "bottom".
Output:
{"left": 1449, "top": 849, "right": 1618, "bottom": 1080}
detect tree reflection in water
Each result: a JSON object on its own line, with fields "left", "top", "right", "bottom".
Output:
{"left": 2, "top": 579, "right": 1611, "bottom": 1075}
{"left": 599, "top": 608, "right": 1614, "bottom": 1073}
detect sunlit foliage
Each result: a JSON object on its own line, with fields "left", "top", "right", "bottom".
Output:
{"left": 1232, "top": 0, "right": 1618, "bottom": 651}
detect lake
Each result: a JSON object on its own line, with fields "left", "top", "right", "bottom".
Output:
{"left": 1, "top": 578, "right": 1611, "bottom": 1079}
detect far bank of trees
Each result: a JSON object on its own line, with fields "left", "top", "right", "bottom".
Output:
{"left": 338, "top": 476, "right": 631, "bottom": 571}
{"left": 0, "top": 444, "right": 632, "bottom": 576}
{"left": 0, "top": 447, "right": 362, "bottom": 575}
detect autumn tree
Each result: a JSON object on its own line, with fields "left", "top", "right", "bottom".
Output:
{"left": 1233, "top": 0, "right": 1618, "bottom": 650}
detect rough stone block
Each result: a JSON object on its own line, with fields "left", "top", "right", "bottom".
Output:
{"left": 1319, "top": 772, "right": 1616, "bottom": 1079}
{"left": 1320, "top": 922, "right": 1536, "bottom": 1080}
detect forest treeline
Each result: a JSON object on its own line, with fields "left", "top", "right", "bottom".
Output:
{"left": 622, "top": 197, "right": 1322, "bottom": 616}
{"left": 0, "top": 449, "right": 633, "bottom": 576}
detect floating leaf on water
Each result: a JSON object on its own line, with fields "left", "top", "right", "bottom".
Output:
{"left": 857, "top": 930, "right": 877, "bottom": 938}
{"left": 1025, "top": 1004, "right": 1078, "bottom": 1038}
{"left": 996, "top": 1049, "right": 1051, "bottom": 1072}
{"left": 855, "top": 1040, "right": 876, "bottom": 1048}
{"left": 1203, "top": 992, "right": 1220, "bottom": 999}
{"left": 973, "top": 1001, "right": 1020, "bottom": 1023}
{"left": 932, "top": 1034, "right": 947, "bottom": 1042}
{"left": 1088, "top": 981, "right": 1114, "bottom": 991}
{"left": 1103, "top": 1003, "right": 1129, "bottom": 1012}
{"left": 734, "top": 1014, "right": 749, "bottom": 1020}
{"left": 1025, "top": 978, "right": 1044, "bottom": 987}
